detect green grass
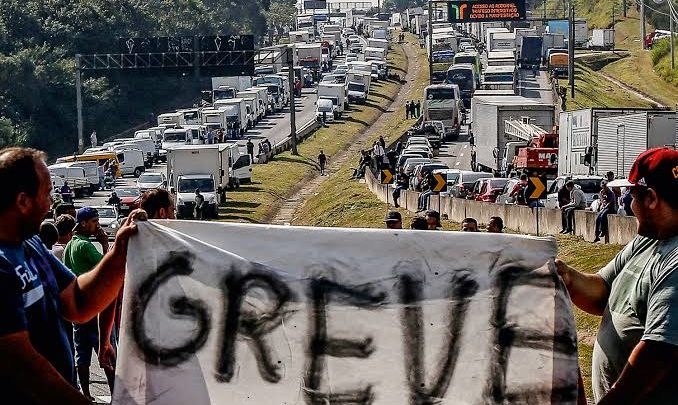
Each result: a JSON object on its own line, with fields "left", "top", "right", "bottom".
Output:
{"left": 560, "top": 62, "right": 655, "bottom": 110}
{"left": 292, "top": 33, "right": 431, "bottom": 227}
{"left": 218, "top": 35, "right": 409, "bottom": 224}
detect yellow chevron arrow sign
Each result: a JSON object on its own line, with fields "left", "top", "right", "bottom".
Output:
{"left": 433, "top": 172, "right": 447, "bottom": 192}
{"left": 381, "top": 169, "right": 393, "bottom": 184}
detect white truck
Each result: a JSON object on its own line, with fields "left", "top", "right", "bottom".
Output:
{"left": 260, "top": 75, "right": 290, "bottom": 106}
{"left": 296, "top": 43, "right": 322, "bottom": 70}
{"left": 134, "top": 129, "right": 163, "bottom": 162}
{"left": 110, "top": 147, "right": 147, "bottom": 177}
{"left": 48, "top": 164, "right": 91, "bottom": 197}
{"left": 212, "top": 76, "right": 253, "bottom": 93}
{"left": 423, "top": 84, "right": 463, "bottom": 139}
{"left": 590, "top": 29, "right": 615, "bottom": 50}
{"left": 289, "top": 30, "right": 311, "bottom": 43}
{"left": 157, "top": 112, "right": 185, "bottom": 127}
{"left": 364, "top": 47, "right": 386, "bottom": 62}
{"left": 161, "top": 127, "right": 193, "bottom": 155}
{"left": 486, "top": 50, "right": 516, "bottom": 67}
{"left": 488, "top": 32, "right": 516, "bottom": 53}
{"left": 235, "top": 89, "right": 265, "bottom": 123}
{"left": 317, "top": 83, "right": 346, "bottom": 117}
{"left": 367, "top": 38, "right": 389, "bottom": 54}
{"left": 166, "top": 145, "right": 229, "bottom": 219}
{"left": 471, "top": 96, "right": 555, "bottom": 175}
{"left": 347, "top": 70, "right": 371, "bottom": 95}
{"left": 221, "top": 142, "right": 253, "bottom": 185}
{"left": 201, "top": 108, "right": 228, "bottom": 133}
{"left": 121, "top": 138, "right": 156, "bottom": 168}
{"left": 214, "top": 98, "right": 248, "bottom": 136}
{"left": 484, "top": 27, "right": 509, "bottom": 50}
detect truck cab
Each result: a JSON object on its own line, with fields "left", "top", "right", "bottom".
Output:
{"left": 157, "top": 112, "right": 185, "bottom": 127}
{"left": 446, "top": 64, "right": 477, "bottom": 108}
{"left": 213, "top": 86, "right": 238, "bottom": 103}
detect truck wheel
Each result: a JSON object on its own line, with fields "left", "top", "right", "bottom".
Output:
{"left": 133, "top": 168, "right": 143, "bottom": 178}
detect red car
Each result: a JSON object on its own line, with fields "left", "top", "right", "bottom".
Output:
{"left": 470, "top": 178, "right": 510, "bottom": 203}
{"left": 113, "top": 187, "right": 141, "bottom": 215}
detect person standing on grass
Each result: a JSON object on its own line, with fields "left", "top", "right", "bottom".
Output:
{"left": 0, "top": 147, "right": 141, "bottom": 405}
{"left": 405, "top": 100, "right": 411, "bottom": 119}
{"left": 246, "top": 138, "right": 255, "bottom": 162}
{"left": 63, "top": 207, "right": 117, "bottom": 400}
{"left": 415, "top": 100, "right": 421, "bottom": 118}
{"left": 557, "top": 148, "right": 678, "bottom": 404}
{"left": 318, "top": 150, "right": 327, "bottom": 176}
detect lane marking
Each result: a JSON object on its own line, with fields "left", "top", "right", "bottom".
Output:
{"left": 463, "top": 145, "right": 468, "bottom": 149}
{"left": 460, "top": 153, "right": 464, "bottom": 157}
{"left": 455, "top": 162, "right": 460, "bottom": 166}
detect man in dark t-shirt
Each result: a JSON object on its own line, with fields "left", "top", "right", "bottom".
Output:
{"left": 0, "top": 147, "right": 141, "bottom": 404}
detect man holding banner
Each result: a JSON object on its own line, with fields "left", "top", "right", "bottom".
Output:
{"left": 557, "top": 148, "right": 678, "bottom": 404}
{"left": 0, "top": 147, "right": 142, "bottom": 404}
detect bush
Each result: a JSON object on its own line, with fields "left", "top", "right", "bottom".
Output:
{"left": 651, "top": 38, "right": 672, "bottom": 65}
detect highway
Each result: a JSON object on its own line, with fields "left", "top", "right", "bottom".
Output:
{"left": 75, "top": 87, "right": 319, "bottom": 209}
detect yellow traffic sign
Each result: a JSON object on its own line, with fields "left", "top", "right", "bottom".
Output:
{"left": 527, "top": 176, "right": 547, "bottom": 199}
{"left": 381, "top": 169, "right": 393, "bottom": 184}
{"left": 432, "top": 172, "right": 447, "bottom": 192}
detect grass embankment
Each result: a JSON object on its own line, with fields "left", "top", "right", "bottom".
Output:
{"left": 559, "top": 59, "right": 655, "bottom": 110}
{"left": 292, "top": 33, "right": 429, "bottom": 227}
{"left": 218, "top": 36, "right": 408, "bottom": 223}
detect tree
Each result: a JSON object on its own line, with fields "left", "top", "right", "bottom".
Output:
{"left": 264, "top": 0, "right": 297, "bottom": 43}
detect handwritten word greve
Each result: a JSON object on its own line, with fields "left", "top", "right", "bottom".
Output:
{"left": 130, "top": 252, "right": 577, "bottom": 404}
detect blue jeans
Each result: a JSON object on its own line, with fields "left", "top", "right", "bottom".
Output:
{"left": 73, "top": 318, "right": 98, "bottom": 367}
{"left": 595, "top": 207, "right": 613, "bottom": 237}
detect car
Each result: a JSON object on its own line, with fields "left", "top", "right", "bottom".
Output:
{"left": 406, "top": 138, "right": 432, "bottom": 150}
{"left": 316, "top": 98, "right": 336, "bottom": 123}
{"left": 114, "top": 187, "right": 142, "bottom": 215}
{"left": 448, "top": 170, "right": 494, "bottom": 199}
{"left": 433, "top": 169, "right": 461, "bottom": 196}
{"left": 403, "top": 146, "right": 433, "bottom": 158}
{"left": 321, "top": 74, "right": 340, "bottom": 84}
{"left": 495, "top": 178, "right": 521, "bottom": 204}
{"left": 348, "top": 35, "right": 360, "bottom": 43}
{"left": 335, "top": 64, "right": 348, "bottom": 71}
{"left": 401, "top": 150, "right": 430, "bottom": 159}
{"left": 397, "top": 153, "right": 423, "bottom": 169}
{"left": 403, "top": 158, "right": 432, "bottom": 175}
{"left": 545, "top": 175, "right": 604, "bottom": 209}
{"left": 136, "top": 172, "right": 167, "bottom": 192}
{"left": 468, "top": 178, "right": 510, "bottom": 202}
{"left": 346, "top": 55, "right": 358, "bottom": 62}
{"left": 411, "top": 163, "right": 449, "bottom": 191}
{"left": 93, "top": 205, "right": 121, "bottom": 239}
{"left": 333, "top": 67, "right": 348, "bottom": 76}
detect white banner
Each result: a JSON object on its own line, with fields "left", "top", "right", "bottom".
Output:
{"left": 114, "top": 221, "right": 578, "bottom": 404}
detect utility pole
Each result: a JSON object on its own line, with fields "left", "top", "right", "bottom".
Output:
{"left": 75, "top": 55, "right": 84, "bottom": 153}
{"left": 286, "top": 46, "right": 298, "bottom": 155}
{"left": 543, "top": 0, "right": 547, "bottom": 19}
{"left": 568, "top": 1, "right": 575, "bottom": 99}
{"left": 622, "top": 0, "right": 627, "bottom": 18}
{"left": 671, "top": 13, "right": 675, "bottom": 70}
{"left": 428, "top": 0, "right": 433, "bottom": 84}
{"left": 640, "top": 0, "right": 646, "bottom": 49}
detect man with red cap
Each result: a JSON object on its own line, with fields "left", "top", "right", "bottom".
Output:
{"left": 556, "top": 148, "right": 678, "bottom": 404}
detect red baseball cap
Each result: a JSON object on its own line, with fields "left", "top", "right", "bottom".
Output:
{"left": 608, "top": 148, "right": 678, "bottom": 203}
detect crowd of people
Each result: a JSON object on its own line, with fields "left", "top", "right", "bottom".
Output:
{"left": 2, "top": 146, "right": 678, "bottom": 404}
{"left": 405, "top": 100, "right": 421, "bottom": 120}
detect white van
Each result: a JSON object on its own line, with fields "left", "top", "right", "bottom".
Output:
{"left": 67, "top": 161, "right": 101, "bottom": 193}
{"left": 112, "top": 148, "right": 146, "bottom": 177}
{"left": 48, "top": 163, "right": 90, "bottom": 196}
{"left": 123, "top": 138, "right": 156, "bottom": 168}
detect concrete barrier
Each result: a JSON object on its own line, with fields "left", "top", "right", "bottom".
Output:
{"left": 608, "top": 215, "right": 638, "bottom": 245}
{"left": 364, "top": 168, "right": 635, "bottom": 244}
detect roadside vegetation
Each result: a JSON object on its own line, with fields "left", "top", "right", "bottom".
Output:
{"left": 220, "top": 36, "right": 409, "bottom": 223}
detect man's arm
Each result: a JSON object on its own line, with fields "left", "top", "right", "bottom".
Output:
{"left": 97, "top": 300, "right": 117, "bottom": 371}
{"left": 60, "top": 211, "right": 143, "bottom": 324}
{"left": 555, "top": 259, "right": 610, "bottom": 315}
{"left": 597, "top": 340, "right": 678, "bottom": 404}
{"left": 0, "top": 332, "right": 90, "bottom": 405}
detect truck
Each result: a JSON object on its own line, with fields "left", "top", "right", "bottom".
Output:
{"left": 547, "top": 19, "right": 588, "bottom": 47}
{"left": 518, "top": 36, "right": 543, "bottom": 68}
{"left": 134, "top": 129, "right": 163, "bottom": 162}
{"left": 201, "top": 108, "right": 228, "bottom": 134}
{"left": 178, "top": 109, "right": 201, "bottom": 125}
{"left": 371, "top": 28, "right": 388, "bottom": 40}
{"left": 541, "top": 33, "right": 566, "bottom": 62}
{"left": 422, "top": 84, "right": 463, "bottom": 139}
{"left": 486, "top": 50, "right": 516, "bottom": 67}
{"left": 500, "top": 119, "right": 559, "bottom": 178}
{"left": 549, "top": 52, "right": 569, "bottom": 76}
{"left": 514, "top": 28, "right": 537, "bottom": 56}
{"left": 48, "top": 164, "right": 91, "bottom": 197}
{"left": 121, "top": 138, "right": 156, "bottom": 168}
{"left": 214, "top": 98, "right": 248, "bottom": 136}
{"left": 364, "top": 47, "right": 386, "bottom": 61}
{"left": 157, "top": 112, "right": 185, "bottom": 127}
{"left": 481, "top": 65, "right": 517, "bottom": 93}
{"left": 346, "top": 80, "right": 368, "bottom": 104}
{"left": 429, "top": 34, "right": 458, "bottom": 56}
{"left": 446, "top": 63, "right": 477, "bottom": 107}
{"left": 558, "top": 108, "right": 675, "bottom": 176}
{"left": 212, "top": 76, "right": 252, "bottom": 93}
{"left": 346, "top": 70, "right": 371, "bottom": 94}
{"left": 236, "top": 89, "right": 266, "bottom": 122}
{"left": 296, "top": 43, "right": 322, "bottom": 70}
{"left": 471, "top": 96, "right": 555, "bottom": 175}
{"left": 212, "top": 86, "right": 238, "bottom": 103}
{"left": 260, "top": 75, "right": 290, "bottom": 106}
{"left": 367, "top": 38, "right": 389, "bottom": 54}
{"left": 289, "top": 30, "right": 311, "bottom": 43}
{"left": 590, "top": 29, "right": 615, "bottom": 50}
{"left": 317, "top": 83, "right": 347, "bottom": 117}
{"left": 166, "top": 145, "right": 229, "bottom": 219}
{"left": 484, "top": 27, "right": 509, "bottom": 50}
{"left": 488, "top": 32, "right": 516, "bottom": 53}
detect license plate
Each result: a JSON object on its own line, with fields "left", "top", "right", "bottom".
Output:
{"left": 121, "top": 204, "right": 129, "bottom": 209}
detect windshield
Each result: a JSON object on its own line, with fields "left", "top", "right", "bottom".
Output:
{"left": 426, "top": 88, "right": 456, "bottom": 100}
{"left": 575, "top": 179, "right": 602, "bottom": 194}
{"left": 178, "top": 177, "right": 215, "bottom": 193}
{"left": 213, "top": 89, "right": 236, "bottom": 101}
{"left": 446, "top": 69, "right": 474, "bottom": 91}
{"left": 484, "top": 73, "right": 514, "bottom": 82}
{"left": 97, "top": 207, "right": 116, "bottom": 218}
{"left": 163, "top": 132, "right": 185, "bottom": 142}
{"left": 446, "top": 173, "right": 461, "bottom": 184}
{"left": 115, "top": 188, "right": 140, "bottom": 197}
{"left": 139, "top": 173, "right": 162, "bottom": 183}
{"left": 489, "top": 179, "right": 509, "bottom": 189}
{"left": 348, "top": 83, "right": 365, "bottom": 92}
{"left": 267, "top": 86, "right": 279, "bottom": 95}
{"left": 183, "top": 111, "right": 199, "bottom": 121}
